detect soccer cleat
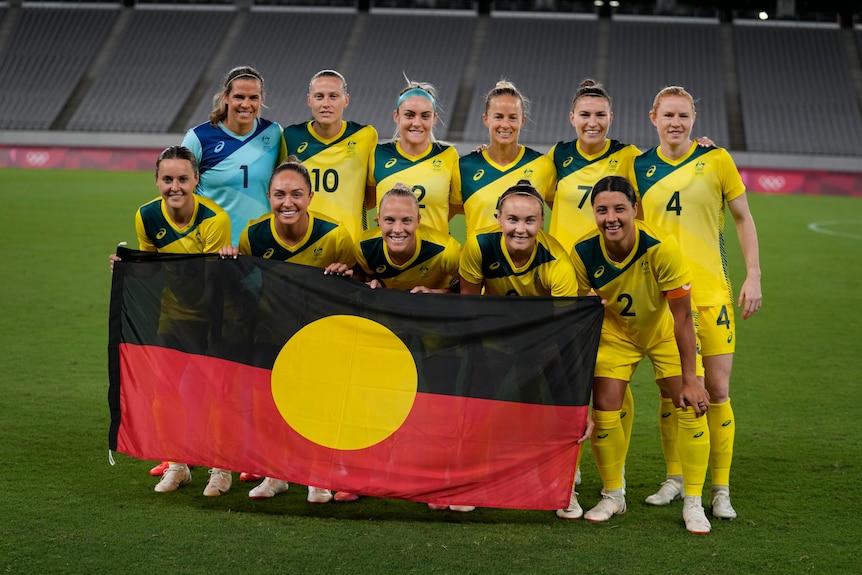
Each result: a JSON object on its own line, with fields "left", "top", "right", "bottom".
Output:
{"left": 556, "top": 489, "right": 583, "bottom": 520}
{"left": 149, "top": 461, "right": 169, "bottom": 476}
{"left": 203, "top": 468, "right": 232, "bottom": 497}
{"left": 307, "top": 487, "right": 333, "bottom": 504}
{"left": 584, "top": 489, "right": 626, "bottom": 522}
{"left": 154, "top": 463, "right": 191, "bottom": 493}
{"left": 574, "top": 466, "right": 582, "bottom": 486}
{"left": 239, "top": 472, "right": 264, "bottom": 483}
{"left": 427, "top": 503, "right": 449, "bottom": 510}
{"left": 645, "top": 476, "right": 683, "bottom": 506}
{"left": 449, "top": 505, "right": 476, "bottom": 512}
{"left": 683, "top": 496, "right": 712, "bottom": 534}
{"left": 249, "top": 477, "right": 289, "bottom": 499}
{"left": 711, "top": 488, "right": 738, "bottom": 520}
{"left": 334, "top": 491, "right": 360, "bottom": 502}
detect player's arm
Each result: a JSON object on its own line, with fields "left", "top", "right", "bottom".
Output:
{"left": 459, "top": 277, "right": 482, "bottom": 295}
{"left": 666, "top": 286, "right": 709, "bottom": 416}
{"left": 728, "top": 194, "right": 762, "bottom": 320}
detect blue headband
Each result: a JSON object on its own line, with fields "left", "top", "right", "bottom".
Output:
{"left": 396, "top": 88, "right": 436, "bottom": 111}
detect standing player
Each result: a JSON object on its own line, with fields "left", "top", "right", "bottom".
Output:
{"left": 219, "top": 157, "right": 356, "bottom": 505}
{"left": 571, "top": 175, "right": 712, "bottom": 534}
{"left": 368, "top": 80, "right": 460, "bottom": 234}
{"left": 456, "top": 81, "right": 556, "bottom": 237}
{"left": 331, "top": 184, "right": 462, "bottom": 505}
{"left": 282, "top": 70, "right": 378, "bottom": 242}
{"left": 182, "top": 66, "right": 286, "bottom": 246}
{"left": 633, "top": 86, "right": 762, "bottom": 520}
{"left": 111, "top": 146, "right": 233, "bottom": 496}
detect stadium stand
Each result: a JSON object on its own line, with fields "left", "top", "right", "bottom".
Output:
{"left": 66, "top": 7, "right": 234, "bottom": 133}
{"left": 735, "top": 22, "right": 862, "bottom": 156}
{"left": 0, "top": 6, "right": 118, "bottom": 130}
{"left": 183, "top": 8, "right": 356, "bottom": 129}
{"left": 606, "top": 17, "right": 729, "bottom": 152}
{"left": 344, "top": 11, "right": 477, "bottom": 141}
{"left": 460, "top": 13, "right": 598, "bottom": 146}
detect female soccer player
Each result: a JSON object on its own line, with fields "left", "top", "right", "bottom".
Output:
{"left": 456, "top": 81, "right": 556, "bottom": 237}
{"left": 367, "top": 80, "right": 460, "bottom": 234}
{"left": 570, "top": 175, "right": 712, "bottom": 534}
{"left": 218, "top": 157, "right": 356, "bottom": 505}
{"left": 634, "top": 86, "right": 762, "bottom": 520}
{"left": 111, "top": 145, "right": 233, "bottom": 496}
{"left": 281, "top": 69, "right": 378, "bottom": 242}
{"left": 182, "top": 66, "right": 286, "bottom": 246}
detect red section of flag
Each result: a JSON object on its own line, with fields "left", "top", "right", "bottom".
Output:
{"left": 117, "top": 344, "right": 584, "bottom": 510}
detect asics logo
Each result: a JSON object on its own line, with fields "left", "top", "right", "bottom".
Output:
{"left": 562, "top": 157, "right": 573, "bottom": 168}
{"left": 660, "top": 411, "right": 672, "bottom": 418}
{"left": 597, "top": 433, "right": 609, "bottom": 439}
{"left": 489, "top": 262, "right": 501, "bottom": 270}
{"left": 385, "top": 159, "right": 397, "bottom": 169}
{"left": 263, "top": 248, "right": 274, "bottom": 259}
{"left": 646, "top": 165, "right": 656, "bottom": 177}
{"left": 594, "top": 266, "right": 605, "bottom": 279}
{"left": 376, "top": 265, "right": 387, "bottom": 273}
{"left": 297, "top": 142, "right": 308, "bottom": 153}
{"left": 156, "top": 228, "right": 167, "bottom": 239}
{"left": 214, "top": 142, "right": 225, "bottom": 153}
{"left": 473, "top": 169, "right": 485, "bottom": 181}
{"left": 722, "top": 419, "right": 732, "bottom": 427}
{"left": 694, "top": 431, "right": 704, "bottom": 438}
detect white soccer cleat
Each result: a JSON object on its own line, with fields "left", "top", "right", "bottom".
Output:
{"left": 203, "top": 468, "right": 232, "bottom": 497}
{"left": 645, "top": 476, "right": 683, "bottom": 506}
{"left": 249, "top": 477, "right": 289, "bottom": 499}
{"left": 154, "top": 463, "right": 191, "bottom": 493}
{"left": 556, "top": 489, "right": 583, "bottom": 520}
{"left": 711, "top": 488, "right": 738, "bottom": 520}
{"left": 584, "top": 489, "right": 626, "bottom": 522}
{"left": 307, "top": 486, "right": 333, "bottom": 504}
{"left": 683, "top": 495, "right": 712, "bottom": 534}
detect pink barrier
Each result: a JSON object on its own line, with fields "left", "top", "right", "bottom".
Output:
{"left": 2, "top": 145, "right": 861, "bottom": 197}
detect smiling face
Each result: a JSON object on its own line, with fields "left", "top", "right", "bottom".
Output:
{"left": 483, "top": 94, "right": 525, "bottom": 147}
{"left": 156, "top": 158, "right": 198, "bottom": 213}
{"left": 223, "top": 77, "right": 262, "bottom": 136}
{"left": 308, "top": 75, "right": 348, "bottom": 131}
{"left": 650, "top": 94, "right": 695, "bottom": 150}
{"left": 571, "top": 95, "right": 612, "bottom": 154}
{"left": 268, "top": 169, "right": 313, "bottom": 230}
{"left": 498, "top": 194, "right": 543, "bottom": 262}
{"left": 378, "top": 194, "right": 420, "bottom": 264}
{"left": 592, "top": 190, "right": 637, "bottom": 257}
{"left": 394, "top": 96, "right": 436, "bottom": 154}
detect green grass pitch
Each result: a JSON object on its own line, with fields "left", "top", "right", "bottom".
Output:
{"left": 0, "top": 168, "right": 860, "bottom": 574}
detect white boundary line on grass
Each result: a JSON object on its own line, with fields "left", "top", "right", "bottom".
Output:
{"left": 808, "top": 220, "right": 862, "bottom": 240}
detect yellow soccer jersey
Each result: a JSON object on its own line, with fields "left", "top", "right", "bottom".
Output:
{"left": 571, "top": 220, "right": 692, "bottom": 348}
{"left": 460, "top": 227, "right": 577, "bottom": 297}
{"left": 633, "top": 144, "right": 745, "bottom": 307}
{"left": 356, "top": 225, "right": 461, "bottom": 291}
{"left": 282, "top": 121, "right": 378, "bottom": 242}
{"left": 456, "top": 146, "right": 557, "bottom": 236}
{"left": 369, "top": 142, "right": 460, "bottom": 235}
{"left": 135, "top": 194, "right": 231, "bottom": 254}
{"left": 239, "top": 211, "right": 356, "bottom": 269}
{"left": 547, "top": 139, "right": 640, "bottom": 252}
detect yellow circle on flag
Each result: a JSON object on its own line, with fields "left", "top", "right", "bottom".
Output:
{"left": 271, "top": 315, "right": 418, "bottom": 450}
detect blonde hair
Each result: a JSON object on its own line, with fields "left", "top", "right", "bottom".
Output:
{"left": 209, "top": 66, "right": 265, "bottom": 126}
{"left": 652, "top": 85, "right": 696, "bottom": 115}
{"left": 483, "top": 80, "right": 529, "bottom": 117}
{"left": 392, "top": 77, "right": 441, "bottom": 141}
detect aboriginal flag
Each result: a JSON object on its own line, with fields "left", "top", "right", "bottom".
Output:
{"left": 108, "top": 248, "right": 602, "bottom": 510}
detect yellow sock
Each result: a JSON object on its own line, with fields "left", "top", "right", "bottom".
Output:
{"left": 620, "top": 385, "right": 635, "bottom": 466}
{"left": 676, "top": 407, "right": 711, "bottom": 497}
{"left": 658, "top": 396, "right": 682, "bottom": 477}
{"left": 707, "top": 399, "right": 735, "bottom": 487}
{"left": 591, "top": 409, "right": 625, "bottom": 491}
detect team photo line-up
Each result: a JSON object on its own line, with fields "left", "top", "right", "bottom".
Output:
{"left": 111, "top": 64, "right": 762, "bottom": 536}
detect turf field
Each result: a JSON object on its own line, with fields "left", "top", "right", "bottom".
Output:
{"left": 1, "top": 168, "right": 859, "bottom": 574}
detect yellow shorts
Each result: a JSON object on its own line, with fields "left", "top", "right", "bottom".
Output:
{"left": 694, "top": 304, "right": 736, "bottom": 357}
{"left": 594, "top": 329, "right": 704, "bottom": 382}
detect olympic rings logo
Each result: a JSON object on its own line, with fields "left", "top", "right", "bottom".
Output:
{"left": 756, "top": 175, "right": 786, "bottom": 192}
{"left": 25, "top": 151, "right": 50, "bottom": 166}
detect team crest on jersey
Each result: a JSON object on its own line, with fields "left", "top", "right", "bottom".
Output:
{"left": 297, "top": 142, "right": 308, "bottom": 154}
{"left": 533, "top": 269, "right": 540, "bottom": 284}
{"left": 263, "top": 248, "right": 275, "bottom": 259}
{"left": 472, "top": 169, "right": 485, "bottom": 181}
{"left": 593, "top": 265, "right": 605, "bottom": 279}
{"left": 214, "top": 142, "right": 225, "bottom": 153}
{"left": 156, "top": 228, "right": 167, "bottom": 240}
{"left": 696, "top": 161, "right": 706, "bottom": 174}
{"left": 262, "top": 135, "right": 270, "bottom": 147}
{"left": 385, "top": 158, "right": 398, "bottom": 169}
{"left": 420, "top": 265, "right": 429, "bottom": 278}
{"left": 562, "top": 157, "right": 573, "bottom": 168}
{"left": 641, "top": 261, "right": 650, "bottom": 274}
{"left": 646, "top": 165, "right": 657, "bottom": 178}
{"left": 522, "top": 168, "right": 534, "bottom": 180}
{"left": 608, "top": 159, "right": 618, "bottom": 171}
{"left": 347, "top": 140, "right": 357, "bottom": 155}
{"left": 314, "top": 246, "right": 324, "bottom": 259}
{"left": 432, "top": 159, "right": 442, "bottom": 172}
